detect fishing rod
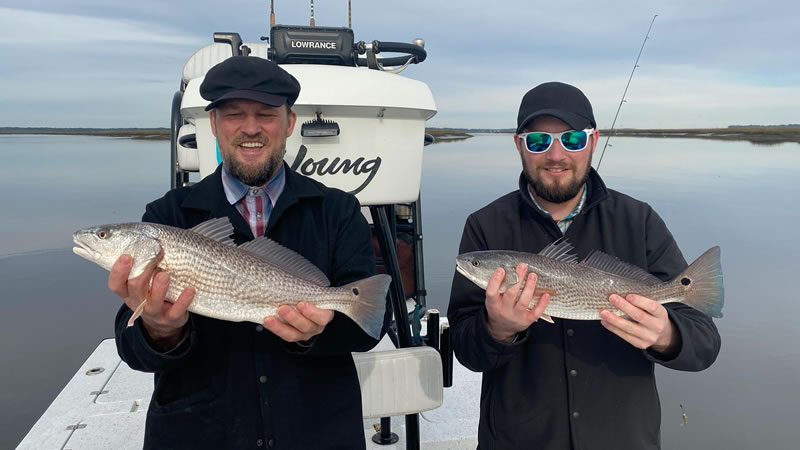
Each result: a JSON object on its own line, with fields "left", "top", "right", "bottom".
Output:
{"left": 310, "top": 0, "right": 315, "bottom": 26}
{"left": 596, "top": 14, "right": 658, "bottom": 171}
{"left": 269, "top": 0, "right": 275, "bottom": 26}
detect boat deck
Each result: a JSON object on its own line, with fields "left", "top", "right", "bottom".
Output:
{"left": 17, "top": 337, "right": 479, "bottom": 449}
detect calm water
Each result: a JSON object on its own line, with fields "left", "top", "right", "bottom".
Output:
{"left": 2, "top": 134, "right": 799, "bottom": 449}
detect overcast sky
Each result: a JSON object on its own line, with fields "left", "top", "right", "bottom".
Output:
{"left": 1, "top": 1, "right": 798, "bottom": 129}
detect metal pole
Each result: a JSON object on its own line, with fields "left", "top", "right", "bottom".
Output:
{"left": 369, "top": 205, "right": 413, "bottom": 348}
{"left": 405, "top": 414, "right": 420, "bottom": 450}
{"left": 169, "top": 90, "right": 184, "bottom": 189}
{"left": 440, "top": 325, "right": 453, "bottom": 388}
{"left": 371, "top": 417, "right": 398, "bottom": 445}
{"left": 427, "top": 309, "right": 440, "bottom": 350}
{"left": 413, "top": 198, "right": 427, "bottom": 309}
{"left": 596, "top": 14, "right": 658, "bottom": 171}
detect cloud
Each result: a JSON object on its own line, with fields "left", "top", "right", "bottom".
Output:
{"left": 1, "top": 1, "right": 798, "bottom": 128}
{"left": 0, "top": 7, "right": 203, "bottom": 46}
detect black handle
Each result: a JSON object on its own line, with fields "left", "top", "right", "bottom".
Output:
{"left": 356, "top": 40, "right": 427, "bottom": 67}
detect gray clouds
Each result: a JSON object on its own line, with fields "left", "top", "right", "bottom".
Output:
{"left": 1, "top": 1, "right": 798, "bottom": 128}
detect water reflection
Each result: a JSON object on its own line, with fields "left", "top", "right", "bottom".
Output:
{"left": 2, "top": 134, "right": 799, "bottom": 449}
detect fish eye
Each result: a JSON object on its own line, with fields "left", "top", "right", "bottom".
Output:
{"left": 471, "top": 260, "right": 480, "bottom": 267}
{"left": 680, "top": 277, "right": 691, "bottom": 286}
{"left": 96, "top": 229, "right": 110, "bottom": 239}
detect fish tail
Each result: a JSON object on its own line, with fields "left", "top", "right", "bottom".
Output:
{"left": 679, "top": 246, "right": 724, "bottom": 318}
{"left": 340, "top": 274, "right": 392, "bottom": 340}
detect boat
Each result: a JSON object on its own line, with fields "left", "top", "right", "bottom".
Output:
{"left": 17, "top": 8, "right": 481, "bottom": 450}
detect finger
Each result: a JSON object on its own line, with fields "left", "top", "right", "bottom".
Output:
{"left": 609, "top": 294, "right": 652, "bottom": 326}
{"left": 526, "top": 292, "right": 550, "bottom": 322}
{"left": 165, "top": 286, "right": 195, "bottom": 323}
{"left": 263, "top": 316, "right": 302, "bottom": 342}
{"left": 144, "top": 272, "right": 170, "bottom": 316}
{"left": 485, "top": 268, "right": 505, "bottom": 300}
{"left": 600, "top": 309, "right": 655, "bottom": 345}
{"left": 600, "top": 316, "right": 650, "bottom": 349}
{"left": 277, "top": 305, "right": 317, "bottom": 335}
{"left": 296, "top": 302, "right": 334, "bottom": 327}
{"left": 515, "top": 272, "right": 538, "bottom": 310}
{"left": 108, "top": 254, "right": 133, "bottom": 297}
{"left": 497, "top": 265, "right": 525, "bottom": 308}
{"left": 625, "top": 294, "right": 666, "bottom": 318}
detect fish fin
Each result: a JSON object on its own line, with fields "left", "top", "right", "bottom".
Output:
{"left": 528, "top": 289, "right": 555, "bottom": 323}
{"left": 239, "top": 237, "right": 330, "bottom": 287}
{"left": 127, "top": 299, "right": 147, "bottom": 327}
{"left": 498, "top": 266, "right": 519, "bottom": 293}
{"left": 128, "top": 241, "right": 162, "bottom": 279}
{"left": 676, "top": 246, "right": 724, "bottom": 318}
{"left": 337, "top": 274, "right": 391, "bottom": 340}
{"left": 579, "top": 251, "right": 662, "bottom": 284}
{"left": 190, "top": 217, "right": 235, "bottom": 246}
{"left": 538, "top": 239, "right": 579, "bottom": 263}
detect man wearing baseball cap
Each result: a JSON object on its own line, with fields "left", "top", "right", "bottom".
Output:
{"left": 109, "top": 56, "right": 390, "bottom": 449}
{"left": 447, "top": 82, "right": 721, "bottom": 449}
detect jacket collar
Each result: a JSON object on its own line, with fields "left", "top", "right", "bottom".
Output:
{"left": 518, "top": 167, "right": 609, "bottom": 219}
{"left": 181, "top": 163, "right": 326, "bottom": 238}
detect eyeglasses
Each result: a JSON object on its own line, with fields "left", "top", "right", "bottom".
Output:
{"left": 517, "top": 128, "right": 595, "bottom": 153}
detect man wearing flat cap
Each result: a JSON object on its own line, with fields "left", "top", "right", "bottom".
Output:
{"left": 447, "top": 82, "right": 721, "bottom": 449}
{"left": 109, "top": 56, "right": 390, "bottom": 449}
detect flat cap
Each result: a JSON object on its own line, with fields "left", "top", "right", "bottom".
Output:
{"left": 200, "top": 56, "right": 301, "bottom": 110}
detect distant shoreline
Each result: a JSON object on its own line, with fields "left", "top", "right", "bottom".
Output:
{"left": 2, "top": 127, "right": 799, "bottom": 145}
{"left": 0, "top": 128, "right": 170, "bottom": 140}
{"left": 428, "top": 127, "right": 800, "bottom": 145}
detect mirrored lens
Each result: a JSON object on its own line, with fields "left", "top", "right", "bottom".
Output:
{"left": 525, "top": 132, "right": 552, "bottom": 153}
{"left": 561, "top": 130, "right": 588, "bottom": 151}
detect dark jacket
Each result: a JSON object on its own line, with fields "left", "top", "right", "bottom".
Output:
{"left": 447, "top": 169, "right": 721, "bottom": 450}
{"left": 115, "top": 164, "right": 391, "bottom": 450}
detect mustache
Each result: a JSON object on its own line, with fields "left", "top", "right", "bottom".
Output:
{"left": 232, "top": 134, "right": 268, "bottom": 146}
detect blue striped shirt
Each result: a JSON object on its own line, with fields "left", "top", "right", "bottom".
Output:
{"left": 221, "top": 164, "right": 286, "bottom": 237}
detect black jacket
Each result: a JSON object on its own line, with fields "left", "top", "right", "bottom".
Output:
{"left": 115, "top": 164, "right": 391, "bottom": 449}
{"left": 447, "top": 169, "right": 721, "bottom": 450}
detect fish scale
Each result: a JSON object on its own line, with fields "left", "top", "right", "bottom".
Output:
{"left": 72, "top": 218, "right": 390, "bottom": 339}
{"left": 455, "top": 241, "right": 724, "bottom": 321}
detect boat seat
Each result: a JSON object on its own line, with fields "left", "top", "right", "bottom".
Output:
{"left": 354, "top": 346, "right": 443, "bottom": 418}
{"left": 182, "top": 42, "right": 270, "bottom": 84}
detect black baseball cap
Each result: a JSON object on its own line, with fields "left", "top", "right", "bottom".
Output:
{"left": 200, "top": 56, "right": 301, "bottom": 111}
{"left": 516, "top": 82, "right": 596, "bottom": 134}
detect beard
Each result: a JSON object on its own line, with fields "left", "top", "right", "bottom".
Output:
{"left": 522, "top": 152, "right": 592, "bottom": 204}
{"left": 221, "top": 134, "right": 287, "bottom": 186}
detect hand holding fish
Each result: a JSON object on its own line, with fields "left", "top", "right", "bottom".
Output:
{"left": 485, "top": 263, "right": 551, "bottom": 343}
{"left": 264, "top": 302, "right": 335, "bottom": 343}
{"left": 109, "top": 253, "right": 195, "bottom": 351}
{"left": 599, "top": 294, "right": 680, "bottom": 356}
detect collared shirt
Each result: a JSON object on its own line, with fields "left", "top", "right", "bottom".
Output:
{"left": 528, "top": 183, "right": 588, "bottom": 234}
{"left": 221, "top": 164, "right": 286, "bottom": 237}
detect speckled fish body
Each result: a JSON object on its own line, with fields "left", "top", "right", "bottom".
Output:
{"left": 455, "top": 241, "right": 724, "bottom": 320}
{"left": 72, "top": 218, "right": 390, "bottom": 339}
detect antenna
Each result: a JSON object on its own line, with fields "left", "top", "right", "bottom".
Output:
{"left": 596, "top": 14, "right": 658, "bottom": 172}
{"left": 310, "top": 0, "right": 315, "bottom": 27}
{"left": 270, "top": 0, "right": 275, "bottom": 26}
{"left": 348, "top": 0, "right": 352, "bottom": 28}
